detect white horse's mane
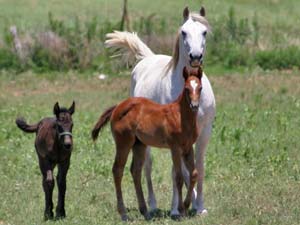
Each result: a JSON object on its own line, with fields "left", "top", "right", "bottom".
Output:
{"left": 166, "top": 13, "right": 211, "bottom": 72}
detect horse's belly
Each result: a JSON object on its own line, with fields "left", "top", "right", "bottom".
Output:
{"left": 131, "top": 55, "right": 175, "bottom": 103}
{"left": 136, "top": 129, "right": 169, "bottom": 149}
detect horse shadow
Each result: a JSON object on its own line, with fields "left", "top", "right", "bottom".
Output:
{"left": 126, "top": 208, "right": 199, "bottom": 221}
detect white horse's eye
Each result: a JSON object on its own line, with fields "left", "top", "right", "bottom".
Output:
{"left": 181, "top": 30, "right": 187, "bottom": 38}
{"left": 203, "top": 31, "right": 207, "bottom": 37}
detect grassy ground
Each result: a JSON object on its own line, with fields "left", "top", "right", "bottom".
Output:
{"left": 0, "top": 70, "right": 299, "bottom": 224}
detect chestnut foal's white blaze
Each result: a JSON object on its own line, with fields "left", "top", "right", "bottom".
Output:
{"left": 190, "top": 80, "right": 199, "bottom": 93}
{"left": 105, "top": 6, "right": 215, "bottom": 216}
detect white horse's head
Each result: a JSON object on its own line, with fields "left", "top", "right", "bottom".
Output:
{"left": 179, "top": 7, "right": 209, "bottom": 68}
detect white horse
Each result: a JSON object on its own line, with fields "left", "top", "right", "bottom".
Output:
{"left": 105, "top": 6, "right": 215, "bottom": 217}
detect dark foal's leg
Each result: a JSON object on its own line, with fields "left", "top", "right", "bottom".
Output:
{"left": 170, "top": 148, "right": 184, "bottom": 217}
{"left": 39, "top": 157, "right": 55, "bottom": 220}
{"left": 131, "top": 141, "right": 151, "bottom": 220}
{"left": 182, "top": 148, "right": 198, "bottom": 211}
{"left": 55, "top": 159, "right": 70, "bottom": 219}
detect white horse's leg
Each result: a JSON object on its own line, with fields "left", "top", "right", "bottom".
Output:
{"left": 193, "top": 123, "right": 212, "bottom": 215}
{"left": 170, "top": 166, "right": 180, "bottom": 217}
{"left": 144, "top": 146, "right": 157, "bottom": 211}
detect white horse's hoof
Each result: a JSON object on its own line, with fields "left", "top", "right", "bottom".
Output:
{"left": 197, "top": 209, "right": 208, "bottom": 216}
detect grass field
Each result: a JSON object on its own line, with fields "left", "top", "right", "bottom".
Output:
{"left": 0, "top": 0, "right": 300, "bottom": 224}
{"left": 0, "top": 69, "right": 299, "bottom": 225}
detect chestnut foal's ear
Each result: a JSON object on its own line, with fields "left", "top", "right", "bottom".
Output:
{"left": 183, "top": 6, "right": 189, "bottom": 21}
{"left": 53, "top": 102, "right": 60, "bottom": 117}
{"left": 69, "top": 101, "right": 75, "bottom": 115}
{"left": 200, "top": 6, "right": 206, "bottom": 17}
{"left": 183, "top": 67, "right": 189, "bottom": 80}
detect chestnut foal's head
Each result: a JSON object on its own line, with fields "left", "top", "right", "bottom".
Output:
{"left": 53, "top": 101, "right": 75, "bottom": 150}
{"left": 183, "top": 66, "right": 203, "bottom": 111}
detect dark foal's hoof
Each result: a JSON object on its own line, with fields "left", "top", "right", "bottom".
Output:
{"left": 44, "top": 211, "right": 54, "bottom": 221}
{"left": 55, "top": 208, "right": 66, "bottom": 220}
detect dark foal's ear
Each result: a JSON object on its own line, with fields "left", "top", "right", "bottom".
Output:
{"left": 69, "top": 101, "right": 75, "bottom": 115}
{"left": 183, "top": 67, "right": 189, "bottom": 80}
{"left": 53, "top": 102, "right": 60, "bottom": 118}
{"left": 183, "top": 6, "right": 189, "bottom": 21}
{"left": 200, "top": 6, "right": 206, "bottom": 17}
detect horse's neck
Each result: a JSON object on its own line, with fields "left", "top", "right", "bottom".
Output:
{"left": 175, "top": 92, "right": 197, "bottom": 130}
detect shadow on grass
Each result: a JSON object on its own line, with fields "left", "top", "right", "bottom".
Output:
{"left": 126, "top": 207, "right": 199, "bottom": 222}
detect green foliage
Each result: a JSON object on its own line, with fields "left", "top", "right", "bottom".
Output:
{"left": 255, "top": 46, "right": 300, "bottom": 70}
{"left": 0, "top": 2, "right": 299, "bottom": 73}
{"left": 0, "top": 48, "right": 20, "bottom": 69}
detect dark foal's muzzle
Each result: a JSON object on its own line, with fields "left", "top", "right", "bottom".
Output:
{"left": 59, "top": 132, "right": 73, "bottom": 150}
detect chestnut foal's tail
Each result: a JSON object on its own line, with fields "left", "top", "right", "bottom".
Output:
{"left": 15, "top": 118, "right": 38, "bottom": 133}
{"left": 91, "top": 105, "right": 116, "bottom": 141}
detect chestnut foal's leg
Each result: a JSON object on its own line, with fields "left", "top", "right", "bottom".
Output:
{"left": 56, "top": 159, "right": 70, "bottom": 219}
{"left": 39, "top": 157, "right": 55, "bottom": 220}
{"left": 170, "top": 148, "right": 184, "bottom": 218}
{"left": 182, "top": 148, "right": 198, "bottom": 211}
{"left": 112, "top": 135, "right": 134, "bottom": 221}
{"left": 131, "top": 141, "right": 151, "bottom": 220}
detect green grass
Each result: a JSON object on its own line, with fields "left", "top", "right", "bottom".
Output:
{"left": 1, "top": 0, "right": 299, "bottom": 42}
{"left": 0, "top": 70, "right": 299, "bottom": 224}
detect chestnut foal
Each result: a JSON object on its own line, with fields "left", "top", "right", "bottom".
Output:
{"left": 16, "top": 102, "right": 75, "bottom": 220}
{"left": 92, "top": 67, "right": 202, "bottom": 221}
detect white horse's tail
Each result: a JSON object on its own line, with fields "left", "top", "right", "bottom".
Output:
{"left": 105, "top": 31, "right": 154, "bottom": 61}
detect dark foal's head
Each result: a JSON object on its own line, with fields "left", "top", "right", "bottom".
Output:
{"left": 183, "top": 66, "right": 203, "bottom": 111}
{"left": 53, "top": 101, "right": 75, "bottom": 150}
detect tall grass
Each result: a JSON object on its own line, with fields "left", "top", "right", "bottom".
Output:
{"left": 0, "top": 5, "right": 299, "bottom": 73}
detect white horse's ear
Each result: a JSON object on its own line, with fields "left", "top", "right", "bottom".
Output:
{"left": 183, "top": 7, "right": 189, "bottom": 21}
{"left": 200, "top": 6, "right": 206, "bottom": 17}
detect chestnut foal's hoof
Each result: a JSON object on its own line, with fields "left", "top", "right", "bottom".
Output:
{"left": 121, "top": 214, "right": 130, "bottom": 222}
{"left": 170, "top": 214, "right": 182, "bottom": 221}
{"left": 149, "top": 208, "right": 163, "bottom": 218}
{"left": 143, "top": 212, "right": 152, "bottom": 221}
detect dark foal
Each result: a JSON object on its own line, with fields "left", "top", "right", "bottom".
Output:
{"left": 16, "top": 101, "right": 75, "bottom": 220}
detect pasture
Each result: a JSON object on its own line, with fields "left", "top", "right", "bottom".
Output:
{"left": 0, "top": 0, "right": 300, "bottom": 224}
{"left": 0, "top": 69, "right": 299, "bottom": 225}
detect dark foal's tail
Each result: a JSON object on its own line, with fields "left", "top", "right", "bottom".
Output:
{"left": 16, "top": 118, "right": 38, "bottom": 133}
{"left": 91, "top": 105, "right": 116, "bottom": 141}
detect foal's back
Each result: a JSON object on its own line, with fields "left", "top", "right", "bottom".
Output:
{"left": 111, "top": 96, "right": 182, "bottom": 149}
{"left": 34, "top": 118, "right": 57, "bottom": 157}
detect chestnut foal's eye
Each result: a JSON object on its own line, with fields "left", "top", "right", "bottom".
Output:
{"left": 181, "top": 30, "right": 187, "bottom": 38}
